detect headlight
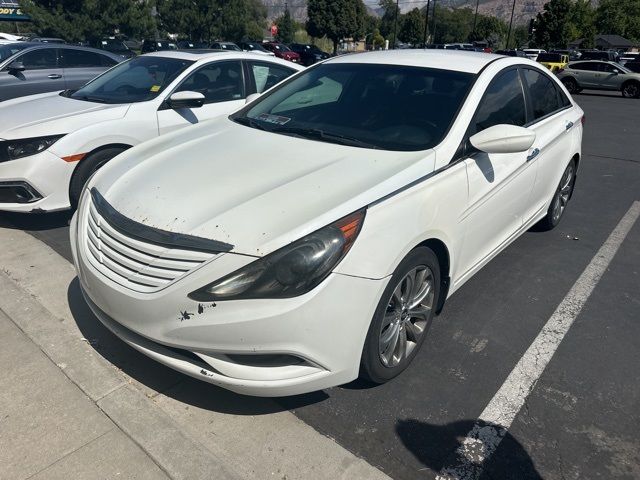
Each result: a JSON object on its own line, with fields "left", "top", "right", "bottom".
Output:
{"left": 2, "top": 135, "right": 65, "bottom": 161}
{"left": 188, "top": 209, "right": 366, "bottom": 301}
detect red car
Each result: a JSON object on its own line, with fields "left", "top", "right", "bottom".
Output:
{"left": 262, "top": 42, "right": 301, "bottom": 63}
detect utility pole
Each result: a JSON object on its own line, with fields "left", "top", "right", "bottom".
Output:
{"left": 393, "top": 0, "right": 400, "bottom": 49}
{"left": 506, "top": 0, "right": 516, "bottom": 49}
{"left": 472, "top": 0, "right": 480, "bottom": 39}
{"left": 431, "top": 0, "right": 438, "bottom": 44}
{"left": 422, "top": 0, "right": 431, "bottom": 47}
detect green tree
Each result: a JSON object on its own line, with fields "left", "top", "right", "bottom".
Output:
{"left": 533, "top": 0, "right": 573, "bottom": 50}
{"left": 595, "top": 0, "right": 640, "bottom": 41}
{"left": 399, "top": 8, "right": 424, "bottom": 45}
{"left": 307, "top": 0, "right": 367, "bottom": 53}
{"left": 378, "top": 0, "right": 400, "bottom": 42}
{"left": 21, "top": 0, "right": 156, "bottom": 43}
{"left": 216, "top": 0, "right": 267, "bottom": 42}
{"left": 157, "top": 0, "right": 219, "bottom": 41}
{"left": 471, "top": 15, "right": 507, "bottom": 46}
{"left": 276, "top": 6, "right": 295, "bottom": 44}
{"left": 512, "top": 24, "right": 529, "bottom": 48}
{"left": 569, "top": 0, "right": 596, "bottom": 47}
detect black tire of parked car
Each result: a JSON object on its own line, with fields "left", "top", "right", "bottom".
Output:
{"left": 621, "top": 80, "right": 640, "bottom": 98}
{"left": 360, "top": 246, "right": 441, "bottom": 384}
{"left": 69, "top": 146, "right": 128, "bottom": 210}
{"left": 562, "top": 77, "right": 581, "bottom": 94}
{"left": 536, "top": 158, "right": 577, "bottom": 231}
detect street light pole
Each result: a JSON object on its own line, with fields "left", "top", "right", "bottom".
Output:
{"left": 431, "top": 0, "right": 438, "bottom": 44}
{"left": 472, "top": 0, "right": 480, "bottom": 39}
{"left": 393, "top": 0, "right": 400, "bottom": 49}
{"left": 506, "top": 0, "right": 516, "bottom": 49}
{"left": 423, "top": 0, "right": 431, "bottom": 47}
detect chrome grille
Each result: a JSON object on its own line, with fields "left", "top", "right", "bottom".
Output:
{"left": 84, "top": 198, "right": 216, "bottom": 293}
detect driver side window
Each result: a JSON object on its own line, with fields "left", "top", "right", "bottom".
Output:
{"left": 471, "top": 69, "right": 527, "bottom": 136}
{"left": 176, "top": 61, "right": 245, "bottom": 104}
{"left": 15, "top": 48, "right": 59, "bottom": 70}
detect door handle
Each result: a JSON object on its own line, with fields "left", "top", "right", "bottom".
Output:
{"left": 47, "top": 74, "right": 62, "bottom": 79}
{"left": 565, "top": 121, "right": 574, "bottom": 131}
{"left": 527, "top": 148, "right": 540, "bottom": 162}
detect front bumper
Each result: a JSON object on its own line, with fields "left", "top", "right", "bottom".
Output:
{"left": 70, "top": 210, "right": 389, "bottom": 397}
{"left": 0, "top": 149, "right": 75, "bottom": 212}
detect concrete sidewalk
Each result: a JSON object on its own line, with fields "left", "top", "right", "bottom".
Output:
{"left": 0, "top": 225, "right": 390, "bottom": 480}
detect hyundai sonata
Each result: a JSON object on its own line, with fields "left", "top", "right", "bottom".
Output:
{"left": 71, "top": 50, "right": 583, "bottom": 396}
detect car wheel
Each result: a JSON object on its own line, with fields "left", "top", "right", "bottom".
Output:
{"left": 562, "top": 77, "right": 579, "bottom": 94}
{"left": 536, "top": 159, "right": 577, "bottom": 231}
{"left": 360, "top": 247, "right": 440, "bottom": 384}
{"left": 621, "top": 80, "right": 640, "bottom": 98}
{"left": 69, "top": 147, "right": 127, "bottom": 210}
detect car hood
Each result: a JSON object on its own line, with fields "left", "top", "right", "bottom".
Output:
{"left": 0, "top": 91, "right": 130, "bottom": 140}
{"left": 91, "top": 117, "right": 436, "bottom": 257}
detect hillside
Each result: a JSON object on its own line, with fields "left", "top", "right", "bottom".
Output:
{"left": 261, "top": 0, "right": 545, "bottom": 25}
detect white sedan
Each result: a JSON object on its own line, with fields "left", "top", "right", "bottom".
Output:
{"left": 0, "top": 51, "right": 302, "bottom": 211}
{"left": 71, "top": 50, "right": 583, "bottom": 396}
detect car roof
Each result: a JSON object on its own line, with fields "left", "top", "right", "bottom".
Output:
{"left": 143, "top": 50, "right": 304, "bottom": 67}
{"left": 0, "top": 42, "right": 122, "bottom": 60}
{"left": 325, "top": 50, "right": 504, "bottom": 74}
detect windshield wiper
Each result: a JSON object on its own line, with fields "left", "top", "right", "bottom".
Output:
{"left": 270, "top": 126, "right": 380, "bottom": 149}
{"left": 72, "top": 94, "right": 109, "bottom": 104}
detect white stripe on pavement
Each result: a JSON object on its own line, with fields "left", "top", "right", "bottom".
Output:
{"left": 437, "top": 201, "right": 640, "bottom": 480}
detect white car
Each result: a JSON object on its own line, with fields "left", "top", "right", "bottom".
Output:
{"left": 0, "top": 51, "right": 302, "bottom": 211}
{"left": 71, "top": 50, "right": 583, "bottom": 396}
{"left": 523, "top": 48, "right": 546, "bottom": 61}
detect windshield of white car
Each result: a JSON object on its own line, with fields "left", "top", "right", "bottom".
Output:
{"left": 69, "top": 56, "right": 193, "bottom": 104}
{"left": 233, "top": 63, "right": 474, "bottom": 151}
{"left": 0, "top": 43, "right": 32, "bottom": 62}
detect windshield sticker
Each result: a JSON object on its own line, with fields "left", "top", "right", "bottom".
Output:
{"left": 256, "top": 113, "right": 291, "bottom": 126}
{"left": 150, "top": 85, "right": 161, "bottom": 92}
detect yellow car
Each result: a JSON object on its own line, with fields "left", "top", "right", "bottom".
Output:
{"left": 538, "top": 53, "right": 569, "bottom": 73}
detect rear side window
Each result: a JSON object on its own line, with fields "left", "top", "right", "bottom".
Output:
{"left": 472, "top": 69, "right": 526, "bottom": 134}
{"left": 18, "top": 48, "right": 58, "bottom": 69}
{"left": 250, "top": 62, "right": 295, "bottom": 93}
{"left": 522, "top": 68, "right": 563, "bottom": 120}
{"left": 571, "top": 62, "right": 598, "bottom": 71}
{"left": 176, "top": 61, "right": 245, "bottom": 103}
{"left": 62, "top": 49, "right": 116, "bottom": 68}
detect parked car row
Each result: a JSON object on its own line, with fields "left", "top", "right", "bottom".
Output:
{"left": 1, "top": 49, "right": 583, "bottom": 397}
{"left": 557, "top": 60, "right": 640, "bottom": 98}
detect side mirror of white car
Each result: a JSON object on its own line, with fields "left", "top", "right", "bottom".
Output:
{"left": 469, "top": 124, "right": 536, "bottom": 154}
{"left": 167, "top": 91, "right": 205, "bottom": 109}
{"left": 245, "top": 93, "right": 261, "bottom": 104}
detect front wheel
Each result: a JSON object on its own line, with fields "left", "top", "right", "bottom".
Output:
{"left": 69, "top": 147, "right": 127, "bottom": 209}
{"left": 536, "top": 159, "right": 577, "bottom": 231}
{"left": 360, "top": 247, "right": 440, "bottom": 384}
{"left": 622, "top": 81, "right": 640, "bottom": 98}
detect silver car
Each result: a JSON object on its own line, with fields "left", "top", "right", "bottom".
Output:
{"left": 0, "top": 43, "right": 122, "bottom": 102}
{"left": 557, "top": 60, "right": 640, "bottom": 98}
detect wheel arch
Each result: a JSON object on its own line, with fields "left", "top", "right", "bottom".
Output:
{"left": 416, "top": 237, "right": 451, "bottom": 315}
{"left": 68, "top": 143, "right": 132, "bottom": 199}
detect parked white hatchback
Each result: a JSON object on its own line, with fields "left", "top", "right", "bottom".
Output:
{"left": 71, "top": 50, "right": 583, "bottom": 396}
{"left": 0, "top": 50, "right": 302, "bottom": 211}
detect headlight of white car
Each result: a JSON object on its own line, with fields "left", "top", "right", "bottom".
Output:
{"left": 3, "top": 134, "right": 65, "bottom": 161}
{"left": 188, "top": 209, "right": 366, "bottom": 301}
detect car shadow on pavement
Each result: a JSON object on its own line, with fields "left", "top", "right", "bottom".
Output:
{"left": 0, "top": 210, "right": 72, "bottom": 230}
{"left": 396, "top": 418, "right": 543, "bottom": 479}
{"left": 67, "top": 277, "right": 328, "bottom": 415}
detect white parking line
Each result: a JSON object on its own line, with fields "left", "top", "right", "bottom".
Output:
{"left": 437, "top": 201, "right": 640, "bottom": 480}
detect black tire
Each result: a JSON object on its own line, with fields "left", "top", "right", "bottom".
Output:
{"left": 536, "top": 159, "right": 577, "bottom": 231}
{"left": 69, "top": 147, "right": 127, "bottom": 209}
{"left": 621, "top": 80, "right": 640, "bottom": 98}
{"left": 360, "top": 246, "right": 441, "bottom": 384}
{"left": 562, "top": 77, "right": 579, "bottom": 94}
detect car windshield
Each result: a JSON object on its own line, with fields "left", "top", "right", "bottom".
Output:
{"left": 220, "top": 43, "right": 240, "bottom": 51}
{"left": 246, "top": 43, "right": 268, "bottom": 52}
{"left": 69, "top": 56, "right": 192, "bottom": 104}
{"left": 233, "top": 63, "right": 474, "bottom": 152}
{"left": 102, "top": 40, "right": 128, "bottom": 52}
{"left": 273, "top": 44, "right": 290, "bottom": 51}
{"left": 0, "top": 43, "right": 31, "bottom": 62}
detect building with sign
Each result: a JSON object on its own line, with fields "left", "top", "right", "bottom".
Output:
{"left": 0, "top": 0, "right": 29, "bottom": 22}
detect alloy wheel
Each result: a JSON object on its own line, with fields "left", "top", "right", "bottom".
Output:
{"left": 552, "top": 163, "right": 575, "bottom": 224}
{"left": 378, "top": 266, "right": 435, "bottom": 368}
{"left": 623, "top": 83, "right": 639, "bottom": 98}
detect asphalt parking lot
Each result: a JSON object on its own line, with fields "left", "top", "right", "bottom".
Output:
{"left": 1, "top": 91, "right": 639, "bottom": 480}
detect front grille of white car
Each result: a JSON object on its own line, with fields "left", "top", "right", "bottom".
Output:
{"left": 83, "top": 193, "right": 224, "bottom": 293}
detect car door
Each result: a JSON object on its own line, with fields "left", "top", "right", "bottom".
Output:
{"left": 520, "top": 67, "right": 576, "bottom": 216}
{"left": 0, "top": 47, "right": 63, "bottom": 100}
{"left": 246, "top": 60, "right": 296, "bottom": 95}
{"left": 60, "top": 48, "right": 119, "bottom": 90}
{"left": 571, "top": 62, "right": 600, "bottom": 88}
{"left": 456, "top": 67, "right": 538, "bottom": 279}
{"left": 157, "top": 60, "right": 246, "bottom": 136}
{"left": 598, "top": 62, "right": 626, "bottom": 90}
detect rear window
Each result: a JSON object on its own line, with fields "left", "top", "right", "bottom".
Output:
{"left": 537, "top": 53, "right": 561, "bottom": 62}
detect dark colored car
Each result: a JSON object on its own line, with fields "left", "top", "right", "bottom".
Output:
{"left": 95, "top": 38, "right": 135, "bottom": 59}
{"left": 619, "top": 52, "right": 640, "bottom": 64}
{"left": 262, "top": 42, "right": 300, "bottom": 63}
{"left": 176, "top": 40, "right": 209, "bottom": 50}
{"left": 495, "top": 49, "right": 528, "bottom": 58}
{"left": 141, "top": 40, "right": 177, "bottom": 54}
{"left": 30, "top": 37, "right": 66, "bottom": 44}
{"left": 0, "top": 43, "right": 121, "bottom": 102}
{"left": 210, "top": 42, "right": 242, "bottom": 51}
{"left": 579, "top": 50, "right": 618, "bottom": 62}
{"left": 237, "top": 41, "right": 274, "bottom": 55}
{"left": 288, "top": 43, "right": 330, "bottom": 66}
{"left": 623, "top": 61, "right": 640, "bottom": 73}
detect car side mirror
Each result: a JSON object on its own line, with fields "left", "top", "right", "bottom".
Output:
{"left": 167, "top": 91, "right": 205, "bottom": 109}
{"left": 245, "top": 93, "right": 261, "bottom": 104}
{"left": 469, "top": 124, "right": 536, "bottom": 154}
{"left": 8, "top": 61, "right": 25, "bottom": 72}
